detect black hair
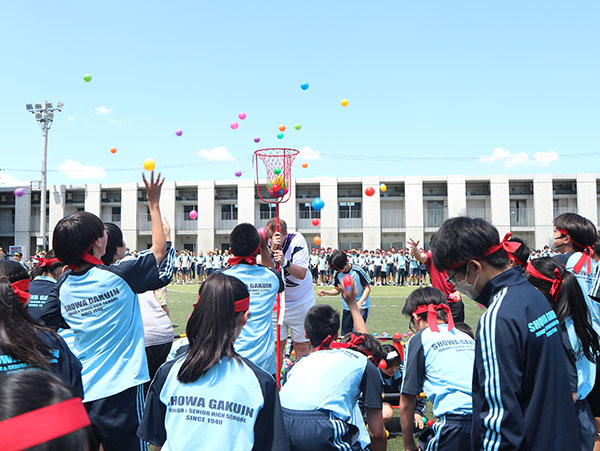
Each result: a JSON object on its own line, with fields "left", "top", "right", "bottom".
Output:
{"left": 339, "top": 333, "right": 385, "bottom": 363}
{"left": 304, "top": 304, "right": 340, "bottom": 347}
{"left": 594, "top": 241, "right": 600, "bottom": 259}
{"left": 52, "top": 212, "right": 105, "bottom": 267}
{"left": 554, "top": 213, "right": 598, "bottom": 251}
{"left": 381, "top": 344, "right": 402, "bottom": 367}
{"left": 0, "top": 261, "right": 56, "bottom": 370}
{"left": 101, "top": 223, "right": 124, "bottom": 265}
{"left": 402, "top": 286, "right": 448, "bottom": 323}
{"left": 230, "top": 223, "right": 260, "bottom": 257}
{"left": 328, "top": 250, "right": 348, "bottom": 272}
{"left": 29, "top": 250, "right": 65, "bottom": 279}
{"left": 454, "top": 322, "right": 474, "bottom": 339}
{"left": 178, "top": 273, "right": 249, "bottom": 383}
{"left": 526, "top": 257, "right": 600, "bottom": 362}
{"left": 507, "top": 236, "right": 530, "bottom": 268}
{"left": 0, "top": 370, "right": 96, "bottom": 450}
{"left": 431, "top": 216, "right": 508, "bottom": 271}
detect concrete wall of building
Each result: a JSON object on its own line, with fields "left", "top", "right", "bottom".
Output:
{"left": 405, "top": 177, "right": 424, "bottom": 245}
{"left": 533, "top": 174, "right": 554, "bottom": 248}
{"left": 14, "top": 187, "right": 31, "bottom": 257}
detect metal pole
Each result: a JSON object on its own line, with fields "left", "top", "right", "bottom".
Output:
{"left": 40, "top": 125, "right": 48, "bottom": 251}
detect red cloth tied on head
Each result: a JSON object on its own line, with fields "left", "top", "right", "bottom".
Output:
{"left": 0, "top": 397, "right": 91, "bottom": 451}
{"left": 228, "top": 241, "right": 261, "bottom": 266}
{"left": 450, "top": 233, "right": 522, "bottom": 269}
{"left": 36, "top": 257, "right": 60, "bottom": 267}
{"left": 10, "top": 278, "right": 30, "bottom": 305}
{"left": 314, "top": 333, "right": 338, "bottom": 351}
{"left": 68, "top": 243, "right": 104, "bottom": 271}
{"left": 526, "top": 262, "right": 563, "bottom": 300}
{"left": 555, "top": 228, "right": 593, "bottom": 274}
{"left": 194, "top": 294, "right": 249, "bottom": 313}
{"left": 412, "top": 303, "right": 454, "bottom": 332}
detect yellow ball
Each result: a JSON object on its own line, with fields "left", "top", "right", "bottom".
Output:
{"left": 341, "top": 98, "right": 349, "bottom": 107}
{"left": 380, "top": 183, "right": 387, "bottom": 192}
{"left": 143, "top": 158, "right": 155, "bottom": 171}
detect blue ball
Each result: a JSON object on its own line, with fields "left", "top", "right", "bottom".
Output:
{"left": 312, "top": 197, "right": 324, "bottom": 211}
{"left": 278, "top": 189, "right": 284, "bottom": 196}
{"left": 300, "top": 82, "right": 309, "bottom": 91}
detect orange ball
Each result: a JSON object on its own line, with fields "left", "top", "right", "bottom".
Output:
{"left": 302, "top": 162, "right": 308, "bottom": 168}
{"left": 313, "top": 236, "right": 321, "bottom": 246}
{"left": 279, "top": 125, "right": 286, "bottom": 132}
{"left": 110, "top": 147, "right": 117, "bottom": 154}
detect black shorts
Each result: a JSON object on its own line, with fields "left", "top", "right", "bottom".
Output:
{"left": 282, "top": 408, "right": 361, "bottom": 450}
{"left": 419, "top": 414, "right": 471, "bottom": 451}
{"left": 85, "top": 384, "right": 147, "bottom": 451}
{"left": 586, "top": 364, "right": 600, "bottom": 417}
{"left": 387, "top": 264, "right": 396, "bottom": 275}
{"left": 373, "top": 266, "right": 382, "bottom": 278}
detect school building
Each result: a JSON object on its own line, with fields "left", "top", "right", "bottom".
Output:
{"left": 1, "top": 173, "right": 599, "bottom": 257}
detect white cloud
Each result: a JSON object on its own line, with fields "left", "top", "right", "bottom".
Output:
{"left": 0, "top": 172, "right": 28, "bottom": 187}
{"left": 197, "top": 146, "right": 235, "bottom": 162}
{"left": 94, "top": 106, "right": 112, "bottom": 115}
{"left": 67, "top": 115, "right": 77, "bottom": 122}
{"left": 298, "top": 146, "right": 321, "bottom": 160}
{"left": 58, "top": 159, "right": 107, "bottom": 179}
{"left": 479, "top": 147, "right": 559, "bottom": 167}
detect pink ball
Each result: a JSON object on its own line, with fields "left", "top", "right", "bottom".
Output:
{"left": 189, "top": 210, "right": 198, "bottom": 220}
{"left": 238, "top": 112, "right": 246, "bottom": 120}
{"left": 13, "top": 188, "right": 25, "bottom": 197}
{"left": 253, "top": 136, "right": 261, "bottom": 143}
{"left": 403, "top": 333, "right": 408, "bottom": 338}
{"left": 175, "top": 129, "right": 182, "bottom": 136}
{"left": 234, "top": 170, "right": 242, "bottom": 177}
{"left": 230, "top": 121, "right": 239, "bottom": 130}
{"left": 408, "top": 331, "right": 413, "bottom": 336}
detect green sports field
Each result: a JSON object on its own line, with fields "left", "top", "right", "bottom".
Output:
{"left": 165, "top": 283, "right": 484, "bottom": 451}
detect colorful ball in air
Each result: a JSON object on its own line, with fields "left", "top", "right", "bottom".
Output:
{"left": 294, "top": 123, "right": 301, "bottom": 130}
{"left": 254, "top": 136, "right": 261, "bottom": 143}
{"left": 427, "top": 419, "right": 435, "bottom": 427}
{"left": 277, "top": 132, "right": 284, "bottom": 140}
{"left": 311, "top": 218, "right": 319, "bottom": 226}
{"left": 341, "top": 98, "right": 349, "bottom": 107}
{"left": 110, "top": 147, "right": 117, "bottom": 154}
{"left": 13, "top": 188, "right": 25, "bottom": 197}
{"left": 230, "top": 121, "right": 239, "bottom": 130}
{"left": 143, "top": 158, "right": 155, "bottom": 171}
{"left": 300, "top": 82, "right": 309, "bottom": 90}
{"left": 274, "top": 168, "right": 281, "bottom": 175}
{"left": 365, "top": 187, "right": 375, "bottom": 197}
{"left": 234, "top": 170, "right": 242, "bottom": 177}
{"left": 271, "top": 184, "right": 281, "bottom": 192}
{"left": 380, "top": 183, "right": 387, "bottom": 192}
{"left": 279, "top": 125, "right": 286, "bottom": 132}
{"left": 408, "top": 331, "right": 413, "bottom": 336}
{"left": 302, "top": 162, "right": 308, "bottom": 168}
{"left": 83, "top": 74, "right": 92, "bottom": 82}
{"left": 175, "top": 129, "right": 182, "bottom": 137}
{"left": 313, "top": 236, "right": 321, "bottom": 246}
{"left": 189, "top": 210, "right": 198, "bottom": 220}
{"left": 278, "top": 189, "right": 284, "bottom": 196}
{"left": 238, "top": 112, "right": 246, "bottom": 120}
{"left": 312, "top": 197, "right": 325, "bottom": 211}
{"left": 342, "top": 274, "right": 353, "bottom": 290}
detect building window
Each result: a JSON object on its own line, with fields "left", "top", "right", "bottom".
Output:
{"left": 298, "top": 202, "right": 321, "bottom": 219}
{"left": 184, "top": 205, "right": 199, "bottom": 221}
{"left": 111, "top": 206, "right": 120, "bottom": 221}
{"left": 339, "top": 202, "right": 362, "bottom": 219}
{"left": 259, "top": 204, "right": 276, "bottom": 220}
{"left": 221, "top": 204, "right": 238, "bottom": 221}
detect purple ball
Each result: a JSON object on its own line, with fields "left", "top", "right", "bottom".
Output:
{"left": 175, "top": 129, "right": 182, "bottom": 136}
{"left": 235, "top": 170, "right": 242, "bottom": 177}
{"left": 253, "top": 136, "right": 261, "bottom": 143}
{"left": 13, "top": 188, "right": 25, "bottom": 197}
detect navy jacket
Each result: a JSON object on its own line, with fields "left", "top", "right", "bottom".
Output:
{"left": 471, "top": 268, "right": 580, "bottom": 451}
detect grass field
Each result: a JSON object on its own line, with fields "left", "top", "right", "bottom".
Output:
{"left": 165, "top": 282, "right": 484, "bottom": 451}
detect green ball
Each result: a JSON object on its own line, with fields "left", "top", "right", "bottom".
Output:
{"left": 274, "top": 168, "right": 281, "bottom": 175}
{"left": 83, "top": 74, "right": 92, "bottom": 82}
{"left": 422, "top": 417, "right": 428, "bottom": 422}
{"left": 294, "top": 123, "right": 301, "bottom": 130}
{"left": 277, "top": 132, "right": 284, "bottom": 140}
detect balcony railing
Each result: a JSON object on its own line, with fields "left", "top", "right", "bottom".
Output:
{"left": 510, "top": 207, "right": 534, "bottom": 227}
{"left": 553, "top": 207, "right": 577, "bottom": 218}
{"left": 216, "top": 218, "right": 237, "bottom": 231}
{"left": 424, "top": 208, "right": 448, "bottom": 228}
{"left": 381, "top": 209, "right": 405, "bottom": 228}
{"left": 101, "top": 214, "right": 121, "bottom": 223}
{"left": 466, "top": 207, "right": 491, "bottom": 221}
{"left": 176, "top": 216, "right": 198, "bottom": 232}
{"left": 137, "top": 214, "right": 152, "bottom": 232}
{"left": 297, "top": 218, "right": 318, "bottom": 229}
{"left": 338, "top": 217, "right": 363, "bottom": 229}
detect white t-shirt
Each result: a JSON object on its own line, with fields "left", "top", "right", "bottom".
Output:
{"left": 281, "top": 232, "right": 314, "bottom": 305}
{"left": 138, "top": 291, "right": 174, "bottom": 347}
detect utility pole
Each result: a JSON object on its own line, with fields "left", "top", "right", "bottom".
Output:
{"left": 26, "top": 101, "right": 63, "bottom": 251}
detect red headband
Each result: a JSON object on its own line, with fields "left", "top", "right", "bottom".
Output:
{"left": 555, "top": 228, "right": 593, "bottom": 274}
{"left": 314, "top": 333, "right": 338, "bottom": 351}
{"left": 526, "top": 262, "right": 563, "bottom": 300}
{"left": 68, "top": 243, "right": 104, "bottom": 271}
{"left": 11, "top": 279, "right": 30, "bottom": 305}
{"left": 228, "top": 241, "right": 261, "bottom": 267}
{"left": 0, "top": 397, "right": 91, "bottom": 451}
{"left": 412, "top": 303, "right": 455, "bottom": 332}
{"left": 36, "top": 257, "right": 61, "bottom": 267}
{"left": 194, "top": 294, "right": 250, "bottom": 313}
{"left": 450, "top": 233, "right": 522, "bottom": 269}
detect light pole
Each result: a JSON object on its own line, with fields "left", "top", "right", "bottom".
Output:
{"left": 26, "top": 101, "right": 63, "bottom": 251}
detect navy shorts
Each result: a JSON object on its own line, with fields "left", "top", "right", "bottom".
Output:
{"left": 282, "top": 408, "right": 361, "bottom": 450}
{"left": 576, "top": 399, "right": 595, "bottom": 451}
{"left": 85, "top": 384, "right": 148, "bottom": 451}
{"left": 419, "top": 414, "right": 471, "bottom": 451}
{"left": 373, "top": 266, "right": 381, "bottom": 278}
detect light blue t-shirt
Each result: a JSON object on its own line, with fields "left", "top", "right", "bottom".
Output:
{"left": 567, "top": 254, "right": 600, "bottom": 330}
{"left": 333, "top": 265, "right": 371, "bottom": 310}
{"left": 223, "top": 263, "right": 283, "bottom": 375}
{"left": 401, "top": 324, "right": 474, "bottom": 417}
{"left": 565, "top": 317, "right": 596, "bottom": 400}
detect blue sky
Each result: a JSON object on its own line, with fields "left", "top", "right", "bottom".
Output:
{"left": 1, "top": 1, "right": 599, "bottom": 186}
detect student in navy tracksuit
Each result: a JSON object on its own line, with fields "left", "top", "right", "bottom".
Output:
{"left": 27, "top": 251, "right": 66, "bottom": 324}
{"left": 431, "top": 216, "right": 581, "bottom": 451}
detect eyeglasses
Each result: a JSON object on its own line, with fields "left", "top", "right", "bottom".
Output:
{"left": 446, "top": 265, "right": 466, "bottom": 285}
{"left": 409, "top": 317, "right": 417, "bottom": 334}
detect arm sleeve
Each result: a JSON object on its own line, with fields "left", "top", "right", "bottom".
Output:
{"left": 109, "top": 246, "right": 175, "bottom": 293}
{"left": 355, "top": 267, "right": 371, "bottom": 286}
{"left": 360, "top": 361, "right": 383, "bottom": 409}
{"left": 289, "top": 236, "right": 309, "bottom": 270}
{"left": 40, "top": 276, "right": 69, "bottom": 330}
{"left": 137, "top": 362, "right": 171, "bottom": 446}
{"left": 400, "top": 334, "right": 426, "bottom": 396}
{"left": 41, "top": 331, "right": 83, "bottom": 398}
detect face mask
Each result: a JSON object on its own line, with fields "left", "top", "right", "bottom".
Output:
{"left": 454, "top": 264, "right": 480, "bottom": 300}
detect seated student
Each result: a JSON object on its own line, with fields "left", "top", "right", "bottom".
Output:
{"left": 41, "top": 171, "right": 174, "bottom": 451}
{"left": 0, "top": 260, "right": 83, "bottom": 397}
{"left": 431, "top": 216, "right": 581, "bottom": 450}
{"left": 138, "top": 273, "right": 287, "bottom": 451}
{"left": 0, "top": 370, "right": 95, "bottom": 451}
{"left": 379, "top": 344, "right": 426, "bottom": 425}
{"left": 223, "top": 223, "right": 284, "bottom": 376}
{"left": 526, "top": 258, "right": 600, "bottom": 450}
{"left": 399, "top": 287, "right": 474, "bottom": 451}
{"left": 279, "top": 282, "right": 387, "bottom": 451}
{"left": 318, "top": 250, "right": 372, "bottom": 335}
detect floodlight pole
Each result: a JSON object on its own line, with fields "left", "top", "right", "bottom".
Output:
{"left": 26, "top": 101, "right": 63, "bottom": 251}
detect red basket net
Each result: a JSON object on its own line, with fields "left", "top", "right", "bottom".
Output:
{"left": 253, "top": 148, "right": 299, "bottom": 204}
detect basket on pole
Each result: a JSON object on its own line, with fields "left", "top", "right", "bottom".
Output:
{"left": 253, "top": 148, "right": 299, "bottom": 388}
